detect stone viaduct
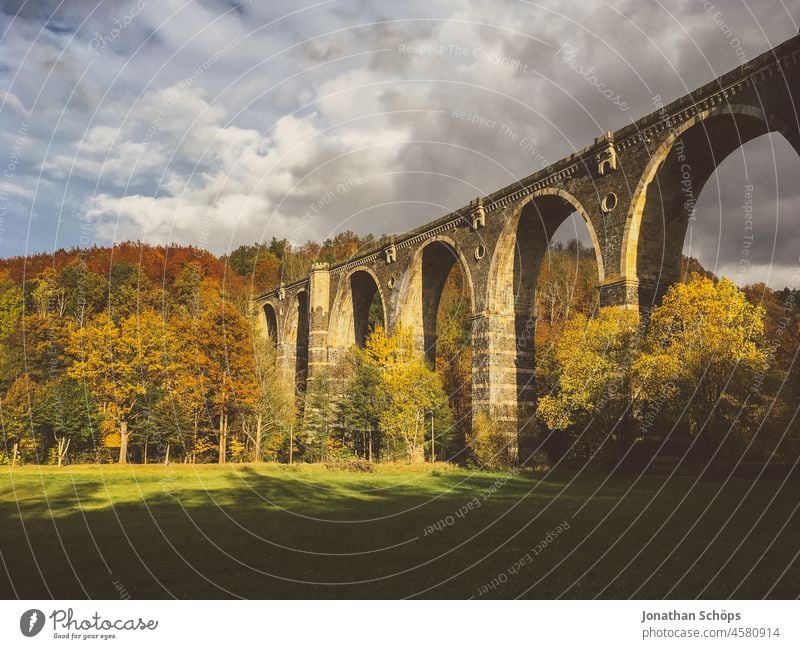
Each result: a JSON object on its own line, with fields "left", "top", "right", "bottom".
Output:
{"left": 257, "top": 32, "right": 800, "bottom": 460}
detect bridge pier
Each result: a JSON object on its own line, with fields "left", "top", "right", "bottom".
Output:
{"left": 307, "top": 263, "right": 331, "bottom": 380}
{"left": 471, "top": 312, "right": 520, "bottom": 464}
{"left": 598, "top": 277, "right": 662, "bottom": 312}
{"left": 276, "top": 339, "right": 297, "bottom": 392}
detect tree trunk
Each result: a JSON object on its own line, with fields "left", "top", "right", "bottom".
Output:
{"left": 165, "top": 442, "right": 170, "bottom": 465}
{"left": 430, "top": 414, "right": 435, "bottom": 463}
{"left": 56, "top": 436, "right": 70, "bottom": 467}
{"left": 143, "top": 438, "right": 149, "bottom": 464}
{"left": 218, "top": 413, "right": 227, "bottom": 464}
{"left": 254, "top": 414, "right": 262, "bottom": 462}
{"left": 412, "top": 410, "right": 421, "bottom": 462}
{"left": 119, "top": 420, "right": 129, "bottom": 464}
{"left": 192, "top": 411, "right": 198, "bottom": 464}
{"left": 11, "top": 442, "right": 18, "bottom": 467}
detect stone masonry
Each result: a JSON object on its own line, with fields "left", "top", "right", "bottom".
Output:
{"left": 257, "top": 32, "right": 800, "bottom": 461}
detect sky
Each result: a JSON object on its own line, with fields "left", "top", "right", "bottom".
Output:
{"left": 0, "top": 0, "right": 798, "bottom": 287}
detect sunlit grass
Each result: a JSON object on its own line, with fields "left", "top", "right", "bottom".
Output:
{"left": 1, "top": 463, "right": 797, "bottom": 599}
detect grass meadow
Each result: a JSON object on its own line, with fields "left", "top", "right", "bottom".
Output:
{"left": 1, "top": 463, "right": 797, "bottom": 599}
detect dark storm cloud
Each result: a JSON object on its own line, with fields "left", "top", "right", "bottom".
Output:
{"left": 0, "top": 0, "right": 797, "bottom": 286}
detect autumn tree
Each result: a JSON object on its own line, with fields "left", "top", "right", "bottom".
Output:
{"left": 172, "top": 261, "right": 204, "bottom": 316}
{"left": 360, "top": 327, "right": 452, "bottom": 462}
{"left": 57, "top": 259, "right": 106, "bottom": 325}
{"left": 383, "top": 354, "right": 451, "bottom": 462}
{"left": 0, "top": 271, "right": 24, "bottom": 393}
{"left": 108, "top": 261, "right": 157, "bottom": 319}
{"left": 467, "top": 412, "right": 515, "bottom": 470}
{"left": 15, "top": 312, "right": 71, "bottom": 384}
{"left": 0, "top": 242, "right": 301, "bottom": 464}
{"left": 250, "top": 321, "right": 294, "bottom": 462}
{"left": 435, "top": 278, "right": 472, "bottom": 461}
{"left": 319, "top": 231, "right": 367, "bottom": 264}
{"left": 225, "top": 245, "right": 283, "bottom": 295}
{"left": 67, "top": 309, "right": 179, "bottom": 464}
{"left": 536, "top": 307, "right": 642, "bottom": 465}
{"left": 633, "top": 274, "right": 770, "bottom": 466}
{"left": 534, "top": 240, "right": 599, "bottom": 341}
{"left": 183, "top": 279, "right": 259, "bottom": 463}
{"left": 0, "top": 270, "right": 22, "bottom": 341}
{"left": 1, "top": 374, "right": 38, "bottom": 465}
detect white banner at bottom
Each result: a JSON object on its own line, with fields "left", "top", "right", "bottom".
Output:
{"left": 1, "top": 600, "right": 796, "bottom": 648}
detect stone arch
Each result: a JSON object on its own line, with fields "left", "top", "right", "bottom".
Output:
{"left": 621, "top": 104, "right": 795, "bottom": 305}
{"left": 487, "top": 187, "right": 604, "bottom": 317}
{"left": 485, "top": 188, "right": 604, "bottom": 431}
{"left": 395, "top": 235, "right": 476, "bottom": 364}
{"left": 262, "top": 301, "right": 279, "bottom": 346}
{"left": 328, "top": 266, "right": 387, "bottom": 350}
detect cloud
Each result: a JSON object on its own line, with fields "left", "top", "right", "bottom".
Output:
{"left": 0, "top": 90, "right": 28, "bottom": 118}
{"left": 0, "top": 0, "right": 798, "bottom": 288}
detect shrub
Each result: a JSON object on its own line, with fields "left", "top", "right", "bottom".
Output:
{"left": 467, "top": 412, "right": 515, "bottom": 470}
{"left": 324, "top": 458, "right": 374, "bottom": 472}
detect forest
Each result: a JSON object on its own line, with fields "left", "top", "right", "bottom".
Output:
{"left": 1, "top": 232, "right": 798, "bottom": 472}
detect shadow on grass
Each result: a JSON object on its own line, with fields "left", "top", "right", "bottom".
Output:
{"left": 1, "top": 466, "right": 797, "bottom": 599}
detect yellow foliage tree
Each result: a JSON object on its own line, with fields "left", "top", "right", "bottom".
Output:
{"left": 536, "top": 307, "right": 642, "bottom": 464}
{"left": 67, "top": 310, "right": 179, "bottom": 464}
{"left": 467, "top": 411, "right": 516, "bottom": 470}
{"left": 177, "top": 279, "right": 259, "bottom": 463}
{"left": 1, "top": 374, "right": 39, "bottom": 464}
{"left": 363, "top": 327, "right": 451, "bottom": 462}
{"left": 633, "top": 274, "right": 769, "bottom": 463}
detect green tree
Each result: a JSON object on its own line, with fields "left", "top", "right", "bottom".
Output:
{"left": 36, "top": 378, "right": 100, "bottom": 465}
{"left": 340, "top": 349, "right": 389, "bottom": 461}
{"left": 301, "top": 368, "right": 336, "bottom": 462}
